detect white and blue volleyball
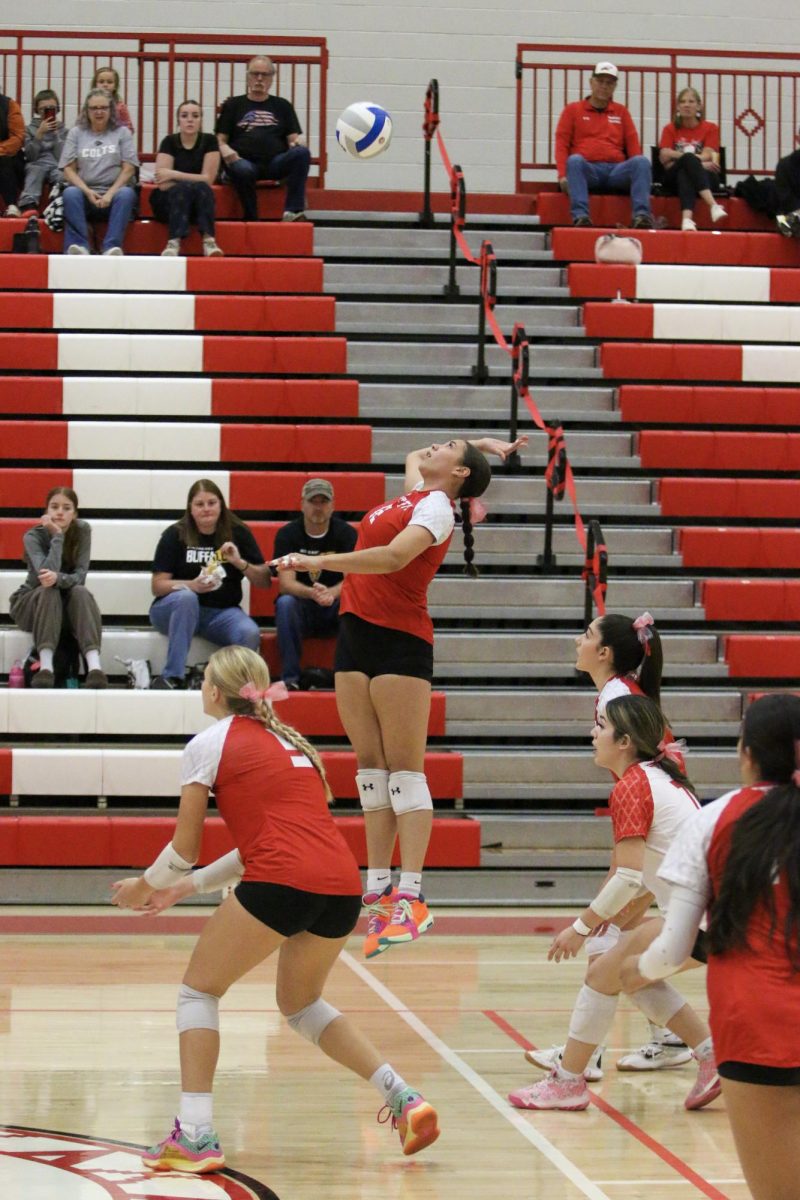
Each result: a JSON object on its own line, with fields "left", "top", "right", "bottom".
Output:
{"left": 335, "top": 101, "right": 392, "bottom": 159}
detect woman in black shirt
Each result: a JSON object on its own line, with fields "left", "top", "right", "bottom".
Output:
{"left": 152, "top": 100, "right": 222, "bottom": 257}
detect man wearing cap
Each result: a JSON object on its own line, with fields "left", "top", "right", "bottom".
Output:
{"left": 272, "top": 479, "right": 358, "bottom": 689}
{"left": 554, "top": 62, "right": 654, "bottom": 229}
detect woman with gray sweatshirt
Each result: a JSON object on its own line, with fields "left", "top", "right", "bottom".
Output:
{"left": 9, "top": 487, "right": 107, "bottom": 688}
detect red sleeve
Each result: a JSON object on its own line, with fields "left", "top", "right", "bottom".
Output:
{"left": 659, "top": 122, "right": 676, "bottom": 150}
{"left": 554, "top": 103, "right": 576, "bottom": 178}
{"left": 702, "top": 121, "right": 720, "bottom": 151}
{"left": 610, "top": 766, "right": 654, "bottom": 840}
{"left": 622, "top": 106, "right": 642, "bottom": 158}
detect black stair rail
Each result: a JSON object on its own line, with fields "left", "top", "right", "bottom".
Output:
{"left": 582, "top": 519, "right": 609, "bottom": 626}
{"left": 538, "top": 423, "right": 569, "bottom": 573}
{"left": 443, "top": 165, "right": 466, "bottom": 297}
{"left": 471, "top": 240, "right": 496, "bottom": 383}
{"left": 507, "top": 325, "right": 527, "bottom": 472}
{"left": 420, "top": 79, "right": 439, "bottom": 228}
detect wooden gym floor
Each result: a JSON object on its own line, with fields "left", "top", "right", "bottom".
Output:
{"left": 0, "top": 906, "right": 746, "bottom": 1199}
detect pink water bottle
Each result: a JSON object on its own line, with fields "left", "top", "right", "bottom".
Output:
{"left": 8, "top": 661, "right": 24, "bottom": 688}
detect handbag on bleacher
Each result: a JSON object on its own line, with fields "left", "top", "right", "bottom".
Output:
{"left": 594, "top": 234, "right": 643, "bottom": 264}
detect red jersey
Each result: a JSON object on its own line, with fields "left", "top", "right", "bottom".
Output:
{"left": 659, "top": 785, "right": 800, "bottom": 1067}
{"left": 339, "top": 486, "right": 455, "bottom": 644}
{"left": 181, "top": 714, "right": 362, "bottom": 895}
{"left": 555, "top": 98, "right": 642, "bottom": 177}
{"left": 659, "top": 119, "right": 720, "bottom": 154}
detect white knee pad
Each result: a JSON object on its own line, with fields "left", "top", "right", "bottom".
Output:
{"left": 631, "top": 981, "right": 685, "bottom": 1027}
{"left": 585, "top": 922, "right": 621, "bottom": 958}
{"left": 176, "top": 984, "right": 219, "bottom": 1033}
{"left": 356, "top": 769, "right": 391, "bottom": 812}
{"left": 388, "top": 771, "right": 432, "bottom": 816}
{"left": 286, "top": 997, "right": 341, "bottom": 1046}
{"left": 567, "top": 984, "right": 619, "bottom": 1047}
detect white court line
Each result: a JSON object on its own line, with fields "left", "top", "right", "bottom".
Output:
{"left": 595, "top": 1183, "right": 744, "bottom": 1189}
{"left": 343, "top": 951, "right": 611, "bottom": 1200}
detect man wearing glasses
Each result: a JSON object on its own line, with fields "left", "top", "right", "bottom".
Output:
{"left": 215, "top": 54, "right": 310, "bottom": 222}
{"left": 554, "top": 61, "right": 654, "bottom": 229}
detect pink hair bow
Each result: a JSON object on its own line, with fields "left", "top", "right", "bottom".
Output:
{"left": 239, "top": 681, "right": 290, "bottom": 704}
{"left": 632, "top": 611, "right": 655, "bottom": 654}
{"left": 466, "top": 497, "right": 488, "bottom": 525}
{"left": 655, "top": 737, "right": 687, "bottom": 764}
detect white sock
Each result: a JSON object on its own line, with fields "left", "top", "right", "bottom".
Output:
{"left": 555, "top": 1062, "right": 583, "bottom": 1082}
{"left": 85, "top": 649, "right": 101, "bottom": 671}
{"left": 38, "top": 648, "right": 54, "bottom": 671}
{"left": 369, "top": 1063, "right": 409, "bottom": 1105}
{"left": 179, "top": 1091, "right": 213, "bottom": 1135}
{"left": 649, "top": 1021, "right": 668, "bottom": 1042}
{"left": 398, "top": 871, "right": 422, "bottom": 898}
{"left": 366, "top": 869, "right": 392, "bottom": 896}
{"left": 693, "top": 1035, "right": 713, "bottom": 1061}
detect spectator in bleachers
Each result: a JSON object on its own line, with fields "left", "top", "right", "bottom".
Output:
{"left": 149, "top": 479, "right": 272, "bottom": 691}
{"left": 555, "top": 61, "right": 654, "bottom": 229}
{"left": 273, "top": 479, "right": 358, "bottom": 691}
{"left": 774, "top": 144, "right": 800, "bottom": 237}
{"left": 0, "top": 88, "right": 24, "bottom": 217}
{"left": 152, "top": 99, "right": 223, "bottom": 258}
{"left": 59, "top": 89, "right": 139, "bottom": 256}
{"left": 658, "top": 88, "right": 727, "bottom": 231}
{"left": 91, "top": 66, "right": 135, "bottom": 133}
{"left": 215, "top": 54, "right": 311, "bottom": 223}
{"left": 9, "top": 487, "right": 107, "bottom": 689}
{"left": 18, "top": 89, "right": 67, "bottom": 215}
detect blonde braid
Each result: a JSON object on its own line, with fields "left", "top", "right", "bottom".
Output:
{"left": 258, "top": 700, "right": 334, "bottom": 804}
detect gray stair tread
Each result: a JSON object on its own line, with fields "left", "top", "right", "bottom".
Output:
{"left": 313, "top": 228, "right": 548, "bottom": 257}
{"left": 434, "top": 662, "right": 730, "bottom": 679}
{"left": 386, "top": 473, "right": 653, "bottom": 505}
{"left": 360, "top": 382, "right": 615, "bottom": 415}
{"left": 309, "top": 211, "right": 541, "bottom": 228}
{"left": 374, "top": 428, "right": 634, "bottom": 465}
{"left": 445, "top": 688, "right": 740, "bottom": 721}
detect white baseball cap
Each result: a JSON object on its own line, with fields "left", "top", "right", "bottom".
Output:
{"left": 593, "top": 62, "right": 619, "bottom": 79}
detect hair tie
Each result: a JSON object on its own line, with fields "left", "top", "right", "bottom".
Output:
{"left": 632, "top": 611, "right": 655, "bottom": 657}
{"left": 655, "top": 737, "right": 687, "bottom": 764}
{"left": 465, "top": 496, "right": 488, "bottom": 525}
{"left": 239, "top": 681, "right": 290, "bottom": 704}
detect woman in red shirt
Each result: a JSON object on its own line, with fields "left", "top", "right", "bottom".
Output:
{"left": 272, "top": 436, "right": 524, "bottom": 956}
{"left": 659, "top": 88, "right": 727, "bottom": 231}
{"left": 111, "top": 645, "right": 440, "bottom": 1173}
{"left": 622, "top": 693, "right": 800, "bottom": 1199}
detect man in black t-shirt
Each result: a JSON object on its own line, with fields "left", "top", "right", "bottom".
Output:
{"left": 273, "top": 479, "right": 358, "bottom": 689}
{"left": 215, "top": 54, "right": 311, "bottom": 221}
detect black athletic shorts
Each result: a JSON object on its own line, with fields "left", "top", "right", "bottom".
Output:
{"left": 235, "top": 881, "right": 361, "bottom": 939}
{"left": 690, "top": 929, "right": 708, "bottom": 964}
{"left": 334, "top": 612, "right": 433, "bottom": 682}
{"left": 719, "top": 1060, "right": 800, "bottom": 1086}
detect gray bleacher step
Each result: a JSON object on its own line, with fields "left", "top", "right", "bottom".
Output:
{"left": 386, "top": 473, "right": 654, "bottom": 513}
{"left": 433, "top": 631, "right": 726, "bottom": 674}
{"left": 428, "top": 575, "right": 695, "bottom": 610}
{"left": 359, "top": 382, "right": 615, "bottom": 419}
{"left": 336, "top": 301, "right": 582, "bottom": 337}
{"left": 374, "top": 427, "right": 635, "bottom": 466}
{"left": 313, "top": 227, "right": 549, "bottom": 260}
{"left": 446, "top": 688, "right": 741, "bottom": 729}
{"left": 325, "top": 263, "right": 563, "bottom": 296}
{"left": 347, "top": 341, "right": 598, "bottom": 378}
{"left": 308, "top": 211, "right": 541, "bottom": 228}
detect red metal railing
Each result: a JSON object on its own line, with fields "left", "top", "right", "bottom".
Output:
{"left": 0, "top": 30, "right": 328, "bottom": 180}
{"left": 516, "top": 43, "right": 800, "bottom": 189}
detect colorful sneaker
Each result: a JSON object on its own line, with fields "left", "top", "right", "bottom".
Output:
{"left": 379, "top": 893, "right": 434, "bottom": 946}
{"left": 684, "top": 1054, "right": 722, "bottom": 1110}
{"left": 362, "top": 886, "right": 397, "bottom": 959}
{"left": 524, "top": 1043, "right": 604, "bottom": 1082}
{"left": 617, "top": 1039, "right": 693, "bottom": 1072}
{"left": 378, "top": 1088, "right": 440, "bottom": 1156}
{"left": 508, "top": 1069, "right": 590, "bottom": 1111}
{"left": 141, "top": 1118, "right": 225, "bottom": 1173}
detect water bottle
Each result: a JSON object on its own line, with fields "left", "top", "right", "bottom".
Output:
{"left": 8, "top": 661, "right": 25, "bottom": 688}
{"left": 66, "top": 676, "right": 80, "bottom": 689}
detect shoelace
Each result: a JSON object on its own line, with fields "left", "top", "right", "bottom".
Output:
{"left": 389, "top": 897, "right": 415, "bottom": 925}
{"left": 376, "top": 1104, "right": 398, "bottom": 1130}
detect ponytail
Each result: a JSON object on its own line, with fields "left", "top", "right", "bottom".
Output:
{"left": 455, "top": 441, "right": 491, "bottom": 579}
{"left": 605, "top": 694, "right": 696, "bottom": 797}
{"left": 597, "top": 612, "right": 664, "bottom": 706}
{"left": 459, "top": 498, "right": 478, "bottom": 578}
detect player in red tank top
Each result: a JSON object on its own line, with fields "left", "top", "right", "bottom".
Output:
{"left": 112, "top": 646, "right": 440, "bottom": 1171}
{"left": 272, "top": 435, "right": 525, "bottom": 956}
{"left": 621, "top": 693, "right": 800, "bottom": 1200}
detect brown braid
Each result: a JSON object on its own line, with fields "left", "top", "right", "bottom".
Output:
{"left": 459, "top": 498, "right": 478, "bottom": 578}
{"left": 257, "top": 700, "right": 334, "bottom": 804}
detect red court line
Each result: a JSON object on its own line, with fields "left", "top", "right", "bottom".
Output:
{"left": 0, "top": 914, "right": 570, "bottom": 936}
{"left": 485, "top": 1010, "right": 730, "bottom": 1200}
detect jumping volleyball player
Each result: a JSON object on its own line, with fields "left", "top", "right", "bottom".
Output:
{"left": 508, "top": 694, "right": 720, "bottom": 1112}
{"left": 111, "top": 645, "right": 440, "bottom": 1172}
{"left": 273, "top": 436, "right": 526, "bottom": 956}
{"left": 621, "top": 694, "right": 800, "bottom": 1200}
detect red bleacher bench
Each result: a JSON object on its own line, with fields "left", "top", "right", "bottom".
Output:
{"left": 703, "top": 579, "right": 800, "bottom": 622}
{"left": 0, "top": 219, "right": 314, "bottom": 257}
{"left": 601, "top": 343, "right": 742, "bottom": 381}
{"left": 0, "top": 812, "right": 480, "bottom": 869}
{"left": 659, "top": 478, "right": 800, "bottom": 519}
{"left": 640, "top": 431, "right": 800, "bottom": 472}
{"left": 552, "top": 228, "right": 800, "bottom": 267}
{"left": 724, "top": 636, "right": 800, "bottom": 678}
{"left": 619, "top": 386, "right": 800, "bottom": 427}
{"left": 679, "top": 528, "right": 800, "bottom": 570}
{"left": 537, "top": 193, "right": 774, "bottom": 231}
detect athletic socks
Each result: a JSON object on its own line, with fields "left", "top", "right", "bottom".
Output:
{"left": 398, "top": 872, "right": 422, "bottom": 899}
{"left": 366, "top": 869, "right": 392, "bottom": 895}
{"left": 38, "top": 648, "right": 54, "bottom": 672}
{"left": 369, "top": 1063, "right": 410, "bottom": 1106}
{"left": 85, "top": 649, "right": 102, "bottom": 671}
{"left": 179, "top": 1092, "right": 214, "bottom": 1137}
{"left": 554, "top": 1062, "right": 583, "bottom": 1082}
{"left": 692, "top": 1036, "right": 714, "bottom": 1061}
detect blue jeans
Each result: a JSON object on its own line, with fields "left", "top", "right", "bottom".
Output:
{"left": 274, "top": 593, "right": 340, "bottom": 685}
{"left": 150, "top": 589, "right": 260, "bottom": 679}
{"left": 565, "top": 155, "right": 652, "bottom": 220}
{"left": 225, "top": 145, "right": 311, "bottom": 218}
{"left": 63, "top": 184, "right": 137, "bottom": 252}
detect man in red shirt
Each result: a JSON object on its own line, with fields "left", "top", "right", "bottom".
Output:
{"left": 554, "top": 62, "right": 654, "bottom": 229}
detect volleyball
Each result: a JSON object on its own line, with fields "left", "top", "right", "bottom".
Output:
{"left": 335, "top": 101, "right": 392, "bottom": 159}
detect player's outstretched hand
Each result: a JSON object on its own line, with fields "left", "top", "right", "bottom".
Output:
{"left": 474, "top": 436, "right": 529, "bottom": 462}
{"left": 548, "top": 926, "right": 586, "bottom": 962}
{"left": 111, "top": 876, "right": 154, "bottom": 909}
{"left": 270, "top": 552, "right": 319, "bottom": 575}
{"left": 138, "top": 877, "right": 196, "bottom": 915}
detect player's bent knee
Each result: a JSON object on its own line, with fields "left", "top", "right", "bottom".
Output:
{"left": 388, "top": 771, "right": 432, "bottom": 815}
{"left": 631, "top": 980, "right": 685, "bottom": 1026}
{"left": 176, "top": 983, "right": 220, "bottom": 1033}
{"left": 357, "top": 768, "right": 392, "bottom": 811}
{"left": 567, "top": 984, "right": 619, "bottom": 1046}
{"left": 285, "top": 997, "right": 341, "bottom": 1045}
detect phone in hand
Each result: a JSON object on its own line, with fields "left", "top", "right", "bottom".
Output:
{"left": 41, "top": 106, "right": 57, "bottom": 122}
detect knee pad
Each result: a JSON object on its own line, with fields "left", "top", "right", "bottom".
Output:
{"left": 356, "top": 768, "right": 391, "bottom": 812}
{"left": 176, "top": 984, "right": 219, "bottom": 1033}
{"left": 286, "top": 997, "right": 340, "bottom": 1046}
{"left": 631, "top": 981, "right": 685, "bottom": 1027}
{"left": 585, "top": 922, "right": 621, "bottom": 958}
{"left": 567, "top": 984, "right": 619, "bottom": 1047}
{"left": 388, "top": 771, "right": 432, "bottom": 816}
